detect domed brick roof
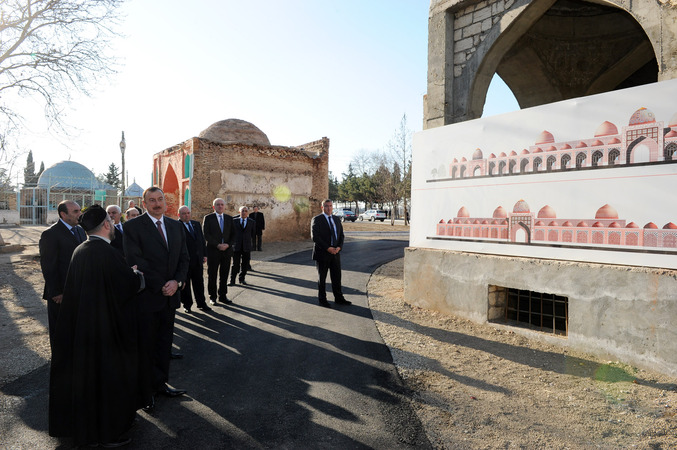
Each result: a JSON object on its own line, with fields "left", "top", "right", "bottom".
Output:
{"left": 457, "top": 206, "right": 470, "bottom": 217}
{"left": 626, "top": 222, "right": 639, "bottom": 228}
{"left": 629, "top": 107, "right": 656, "bottom": 126}
{"left": 560, "top": 144, "right": 572, "bottom": 150}
{"left": 493, "top": 206, "right": 508, "bottom": 218}
{"left": 548, "top": 221, "right": 559, "bottom": 226}
{"left": 663, "top": 222, "right": 677, "bottom": 229}
{"left": 595, "top": 204, "right": 619, "bottom": 219}
{"left": 594, "top": 121, "right": 618, "bottom": 137}
{"left": 513, "top": 199, "right": 530, "bottom": 213}
{"left": 576, "top": 141, "right": 588, "bottom": 148}
{"left": 536, "top": 130, "right": 555, "bottom": 145}
{"left": 198, "top": 119, "right": 271, "bottom": 146}
{"left": 577, "top": 221, "right": 589, "bottom": 227}
{"left": 537, "top": 205, "right": 556, "bottom": 219}
{"left": 644, "top": 222, "right": 658, "bottom": 229}
{"left": 472, "top": 148, "right": 483, "bottom": 160}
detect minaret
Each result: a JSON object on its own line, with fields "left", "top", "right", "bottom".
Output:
{"left": 120, "top": 131, "right": 126, "bottom": 195}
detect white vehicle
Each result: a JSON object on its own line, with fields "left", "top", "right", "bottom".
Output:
{"left": 359, "top": 209, "right": 386, "bottom": 222}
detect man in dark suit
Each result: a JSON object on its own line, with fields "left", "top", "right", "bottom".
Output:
{"left": 230, "top": 206, "right": 256, "bottom": 286}
{"left": 250, "top": 206, "right": 265, "bottom": 251}
{"left": 177, "top": 205, "right": 210, "bottom": 313}
{"left": 202, "top": 198, "right": 235, "bottom": 305}
{"left": 311, "top": 199, "right": 351, "bottom": 308}
{"left": 39, "top": 200, "right": 85, "bottom": 351}
{"left": 123, "top": 187, "right": 190, "bottom": 407}
{"left": 106, "top": 204, "right": 125, "bottom": 256}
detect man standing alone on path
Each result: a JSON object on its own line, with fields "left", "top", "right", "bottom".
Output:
{"left": 106, "top": 204, "right": 125, "bottom": 256}
{"left": 49, "top": 205, "right": 144, "bottom": 448}
{"left": 311, "top": 199, "right": 351, "bottom": 308}
{"left": 39, "top": 200, "right": 86, "bottom": 351}
{"left": 250, "top": 206, "right": 265, "bottom": 251}
{"left": 123, "top": 187, "right": 190, "bottom": 408}
{"left": 230, "top": 206, "right": 255, "bottom": 286}
{"left": 178, "top": 205, "right": 210, "bottom": 312}
{"left": 203, "top": 198, "right": 234, "bottom": 305}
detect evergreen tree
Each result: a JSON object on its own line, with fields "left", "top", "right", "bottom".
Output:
{"left": 23, "top": 151, "right": 36, "bottom": 187}
{"left": 103, "top": 162, "right": 121, "bottom": 190}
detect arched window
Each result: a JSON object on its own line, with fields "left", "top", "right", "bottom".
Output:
{"left": 520, "top": 159, "right": 529, "bottom": 173}
{"left": 488, "top": 161, "right": 496, "bottom": 175}
{"left": 460, "top": 166, "right": 466, "bottom": 178}
{"left": 592, "top": 231, "right": 604, "bottom": 244}
{"left": 576, "top": 231, "right": 587, "bottom": 243}
{"left": 562, "top": 231, "right": 573, "bottom": 242}
{"left": 498, "top": 161, "right": 506, "bottom": 175}
{"left": 664, "top": 143, "right": 677, "bottom": 161}
{"left": 576, "top": 152, "right": 586, "bottom": 169}
{"left": 534, "top": 229, "right": 544, "bottom": 241}
{"left": 608, "top": 148, "right": 620, "bottom": 165}
{"left": 561, "top": 154, "right": 571, "bottom": 170}
{"left": 546, "top": 156, "right": 556, "bottom": 172}
{"left": 508, "top": 160, "right": 516, "bottom": 174}
{"left": 592, "top": 150, "right": 603, "bottom": 167}
{"left": 472, "top": 165, "right": 481, "bottom": 177}
{"left": 664, "top": 234, "right": 677, "bottom": 248}
{"left": 608, "top": 232, "right": 621, "bottom": 245}
{"left": 548, "top": 230, "right": 558, "bottom": 241}
{"left": 533, "top": 157, "right": 542, "bottom": 172}
{"left": 451, "top": 166, "right": 457, "bottom": 179}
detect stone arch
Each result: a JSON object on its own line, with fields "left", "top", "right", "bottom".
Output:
{"left": 665, "top": 143, "right": 677, "bottom": 161}
{"left": 508, "top": 160, "right": 516, "bottom": 174}
{"left": 425, "top": 0, "right": 666, "bottom": 127}
{"left": 533, "top": 156, "right": 542, "bottom": 172}
{"left": 561, "top": 154, "right": 571, "bottom": 170}
{"left": 546, "top": 155, "right": 556, "bottom": 171}
{"left": 520, "top": 158, "right": 529, "bottom": 173}
{"left": 498, "top": 161, "right": 506, "bottom": 175}
{"left": 608, "top": 148, "right": 620, "bottom": 165}
{"left": 592, "top": 150, "right": 603, "bottom": 167}
{"left": 575, "top": 152, "right": 587, "bottom": 169}
{"left": 488, "top": 161, "right": 496, "bottom": 175}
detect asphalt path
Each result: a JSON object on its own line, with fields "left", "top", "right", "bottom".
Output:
{"left": 1, "top": 239, "right": 431, "bottom": 449}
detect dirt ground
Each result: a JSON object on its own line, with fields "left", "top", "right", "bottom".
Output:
{"left": 2, "top": 222, "right": 677, "bottom": 448}
{"left": 368, "top": 258, "right": 677, "bottom": 449}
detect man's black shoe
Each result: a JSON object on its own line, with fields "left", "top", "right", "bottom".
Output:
{"left": 335, "top": 298, "right": 352, "bottom": 305}
{"left": 158, "top": 385, "right": 187, "bottom": 397}
{"left": 170, "top": 353, "right": 183, "bottom": 360}
{"left": 239, "top": 279, "right": 247, "bottom": 285}
{"left": 221, "top": 297, "right": 233, "bottom": 304}
{"left": 100, "top": 437, "right": 132, "bottom": 448}
{"left": 227, "top": 281, "right": 235, "bottom": 286}
{"left": 209, "top": 299, "right": 217, "bottom": 306}
{"left": 142, "top": 395, "right": 155, "bottom": 412}
{"left": 319, "top": 300, "right": 331, "bottom": 308}
{"left": 183, "top": 307, "right": 192, "bottom": 313}
{"left": 198, "top": 305, "right": 213, "bottom": 312}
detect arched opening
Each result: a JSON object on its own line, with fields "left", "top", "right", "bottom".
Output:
{"left": 592, "top": 150, "right": 603, "bottom": 167}
{"left": 162, "top": 164, "right": 180, "bottom": 218}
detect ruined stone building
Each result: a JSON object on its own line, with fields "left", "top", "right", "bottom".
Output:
{"left": 407, "top": 0, "right": 677, "bottom": 375}
{"left": 152, "top": 119, "right": 329, "bottom": 241}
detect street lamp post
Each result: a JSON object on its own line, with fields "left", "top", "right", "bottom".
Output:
{"left": 120, "top": 131, "right": 126, "bottom": 203}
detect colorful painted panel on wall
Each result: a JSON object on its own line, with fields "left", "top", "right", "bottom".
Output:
{"left": 411, "top": 78, "right": 677, "bottom": 270}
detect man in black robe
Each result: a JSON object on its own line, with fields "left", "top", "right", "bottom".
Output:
{"left": 49, "top": 205, "right": 144, "bottom": 448}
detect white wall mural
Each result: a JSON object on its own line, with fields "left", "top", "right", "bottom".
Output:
{"left": 411, "top": 78, "right": 677, "bottom": 270}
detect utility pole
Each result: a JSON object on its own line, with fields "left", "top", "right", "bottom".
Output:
{"left": 119, "top": 131, "right": 126, "bottom": 202}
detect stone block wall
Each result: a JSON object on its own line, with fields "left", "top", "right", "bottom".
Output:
{"left": 404, "top": 247, "right": 677, "bottom": 376}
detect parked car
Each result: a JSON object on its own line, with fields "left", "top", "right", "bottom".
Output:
{"left": 335, "top": 208, "right": 356, "bottom": 222}
{"left": 359, "top": 209, "right": 386, "bottom": 222}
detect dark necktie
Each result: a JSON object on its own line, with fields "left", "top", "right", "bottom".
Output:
{"left": 328, "top": 216, "right": 336, "bottom": 247}
{"left": 241, "top": 219, "right": 244, "bottom": 228}
{"left": 186, "top": 221, "right": 195, "bottom": 237}
{"left": 71, "top": 227, "right": 80, "bottom": 243}
{"left": 219, "top": 214, "right": 224, "bottom": 232}
{"left": 116, "top": 224, "right": 123, "bottom": 234}
{"left": 156, "top": 220, "right": 167, "bottom": 247}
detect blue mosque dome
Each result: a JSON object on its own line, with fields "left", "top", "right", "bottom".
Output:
{"left": 124, "top": 181, "right": 144, "bottom": 197}
{"left": 37, "top": 160, "right": 116, "bottom": 190}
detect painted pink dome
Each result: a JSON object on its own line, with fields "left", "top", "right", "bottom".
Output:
{"left": 576, "top": 141, "right": 588, "bottom": 148}
{"left": 535, "top": 220, "right": 545, "bottom": 226}
{"left": 471, "top": 219, "right": 479, "bottom": 224}
{"left": 536, "top": 130, "right": 555, "bottom": 145}
{"left": 491, "top": 219, "right": 499, "bottom": 225}
{"left": 452, "top": 157, "right": 458, "bottom": 163}
{"left": 472, "top": 148, "right": 483, "bottom": 160}
{"left": 534, "top": 147, "right": 543, "bottom": 153}
{"left": 457, "top": 206, "right": 470, "bottom": 218}
{"left": 537, "top": 205, "right": 556, "bottom": 219}
{"left": 461, "top": 157, "right": 467, "bottom": 162}
{"left": 513, "top": 199, "right": 530, "bottom": 213}
{"left": 609, "top": 222, "right": 621, "bottom": 228}
{"left": 560, "top": 144, "right": 572, "bottom": 150}
{"left": 455, "top": 218, "right": 463, "bottom": 224}
{"left": 595, "top": 204, "right": 618, "bottom": 219}
{"left": 509, "top": 150, "right": 518, "bottom": 156}
{"left": 663, "top": 222, "right": 677, "bottom": 229}
{"left": 594, "top": 121, "right": 618, "bottom": 137}
{"left": 481, "top": 219, "right": 489, "bottom": 224}
{"left": 465, "top": 219, "right": 472, "bottom": 224}
{"left": 489, "top": 153, "right": 496, "bottom": 159}
{"left": 666, "top": 130, "right": 677, "bottom": 138}
{"left": 520, "top": 149, "right": 530, "bottom": 155}
{"left": 607, "top": 137, "right": 621, "bottom": 144}
{"left": 629, "top": 107, "right": 656, "bottom": 126}
{"left": 447, "top": 219, "right": 454, "bottom": 224}
{"left": 547, "top": 146, "right": 557, "bottom": 151}
{"left": 562, "top": 221, "right": 573, "bottom": 227}
{"left": 499, "top": 152, "right": 507, "bottom": 157}
{"left": 644, "top": 222, "right": 658, "bottom": 229}
{"left": 438, "top": 219, "right": 444, "bottom": 223}
{"left": 591, "top": 140, "right": 604, "bottom": 146}
{"left": 548, "top": 221, "right": 558, "bottom": 227}
{"left": 493, "top": 206, "right": 508, "bottom": 218}
{"left": 592, "top": 221, "right": 604, "bottom": 227}
{"left": 626, "top": 222, "right": 639, "bottom": 228}
{"left": 577, "top": 221, "right": 589, "bottom": 227}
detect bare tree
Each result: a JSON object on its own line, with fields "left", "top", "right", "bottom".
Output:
{"left": 0, "top": 0, "right": 124, "bottom": 178}
{"left": 388, "top": 114, "right": 412, "bottom": 225}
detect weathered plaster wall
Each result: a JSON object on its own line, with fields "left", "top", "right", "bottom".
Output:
{"left": 404, "top": 247, "right": 677, "bottom": 376}
{"left": 182, "top": 137, "right": 328, "bottom": 242}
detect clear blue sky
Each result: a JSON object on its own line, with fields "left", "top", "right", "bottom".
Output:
{"left": 19, "top": 0, "right": 517, "bottom": 188}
